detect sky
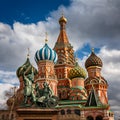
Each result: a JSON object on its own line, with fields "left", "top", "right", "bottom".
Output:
{"left": 0, "top": 0, "right": 120, "bottom": 119}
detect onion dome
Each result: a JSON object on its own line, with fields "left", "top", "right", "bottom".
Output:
{"left": 16, "top": 57, "right": 37, "bottom": 77}
{"left": 35, "top": 43, "right": 58, "bottom": 63}
{"left": 68, "top": 61, "right": 87, "bottom": 79}
{"left": 85, "top": 49, "right": 103, "bottom": 69}
{"left": 59, "top": 15, "right": 67, "bottom": 23}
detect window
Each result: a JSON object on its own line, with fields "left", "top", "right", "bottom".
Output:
{"left": 2, "top": 114, "right": 5, "bottom": 120}
{"left": 61, "top": 109, "right": 65, "bottom": 115}
{"left": 87, "top": 116, "right": 94, "bottom": 120}
{"left": 59, "top": 61, "right": 62, "bottom": 64}
{"left": 11, "top": 114, "right": 14, "bottom": 119}
{"left": 96, "top": 115, "right": 103, "bottom": 120}
{"left": 67, "top": 109, "right": 71, "bottom": 114}
{"left": 74, "top": 109, "right": 80, "bottom": 116}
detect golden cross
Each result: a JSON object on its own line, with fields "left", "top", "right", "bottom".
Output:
{"left": 75, "top": 58, "right": 78, "bottom": 62}
{"left": 62, "top": 9, "right": 64, "bottom": 16}
{"left": 27, "top": 48, "right": 30, "bottom": 58}
{"left": 92, "top": 48, "right": 94, "bottom": 52}
{"left": 45, "top": 32, "right": 48, "bottom": 43}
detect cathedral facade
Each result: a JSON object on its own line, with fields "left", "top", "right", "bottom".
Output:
{"left": 0, "top": 15, "right": 114, "bottom": 120}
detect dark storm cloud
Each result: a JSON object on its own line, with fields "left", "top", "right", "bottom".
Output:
{"left": 64, "top": 0, "right": 120, "bottom": 49}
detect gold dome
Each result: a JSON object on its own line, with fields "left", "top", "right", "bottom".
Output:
{"left": 59, "top": 15, "right": 67, "bottom": 23}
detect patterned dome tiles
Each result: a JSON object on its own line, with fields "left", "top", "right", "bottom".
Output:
{"left": 85, "top": 52, "right": 103, "bottom": 69}
{"left": 68, "top": 62, "right": 87, "bottom": 79}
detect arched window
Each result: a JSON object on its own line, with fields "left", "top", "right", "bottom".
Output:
{"left": 61, "top": 109, "right": 65, "bottom": 115}
{"left": 96, "top": 115, "right": 103, "bottom": 120}
{"left": 87, "top": 116, "right": 94, "bottom": 120}
{"left": 11, "top": 114, "right": 14, "bottom": 119}
{"left": 67, "top": 109, "right": 71, "bottom": 114}
{"left": 7, "top": 114, "right": 9, "bottom": 119}
{"left": 2, "top": 114, "right": 5, "bottom": 120}
{"left": 58, "top": 92, "right": 61, "bottom": 99}
{"left": 74, "top": 109, "right": 80, "bottom": 116}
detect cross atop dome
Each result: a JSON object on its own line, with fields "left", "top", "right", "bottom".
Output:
{"left": 27, "top": 48, "right": 30, "bottom": 58}
{"left": 59, "top": 11, "right": 67, "bottom": 25}
{"left": 92, "top": 48, "right": 94, "bottom": 53}
{"left": 45, "top": 32, "right": 48, "bottom": 43}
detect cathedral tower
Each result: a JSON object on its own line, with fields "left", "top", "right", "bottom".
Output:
{"left": 54, "top": 15, "right": 75, "bottom": 100}
{"left": 85, "top": 49, "right": 108, "bottom": 104}
{"left": 68, "top": 60, "right": 87, "bottom": 100}
{"left": 34, "top": 39, "right": 58, "bottom": 96}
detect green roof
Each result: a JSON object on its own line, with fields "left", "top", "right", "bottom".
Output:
{"left": 59, "top": 100, "right": 86, "bottom": 105}
{"left": 56, "top": 104, "right": 82, "bottom": 108}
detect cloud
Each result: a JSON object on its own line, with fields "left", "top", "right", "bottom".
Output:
{"left": 99, "top": 48, "right": 120, "bottom": 118}
{"left": 0, "top": 70, "right": 18, "bottom": 85}
{"left": 0, "top": 83, "right": 14, "bottom": 110}
{"left": 0, "top": 20, "right": 59, "bottom": 71}
{"left": 99, "top": 47, "right": 120, "bottom": 82}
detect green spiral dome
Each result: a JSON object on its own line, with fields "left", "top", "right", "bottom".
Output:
{"left": 16, "top": 58, "right": 38, "bottom": 77}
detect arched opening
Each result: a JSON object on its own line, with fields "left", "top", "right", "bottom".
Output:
{"left": 58, "top": 92, "right": 61, "bottom": 99}
{"left": 11, "top": 114, "right": 14, "bottom": 119}
{"left": 67, "top": 109, "right": 71, "bottom": 114}
{"left": 74, "top": 109, "right": 80, "bottom": 116}
{"left": 61, "top": 109, "right": 65, "bottom": 115}
{"left": 87, "top": 116, "right": 94, "bottom": 120}
{"left": 96, "top": 115, "right": 103, "bottom": 120}
{"left": 2, "top": 114, "right": 5, "bottom": 120}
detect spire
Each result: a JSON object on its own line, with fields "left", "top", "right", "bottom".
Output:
{"left": 56, "top": 14, "right": 69, "bottom": 45}
{"left": 85, "top": 84, "right": 102, "bottom": 107}
{"left": 54, "top": 14, "right": 75, "bottom": 65}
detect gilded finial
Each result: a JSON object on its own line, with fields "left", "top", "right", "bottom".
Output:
{"left": 59, "top": 9, "right": 67, "bottom": 23}
{"left": 61, "top": 9, "right": 64, "bottom": 17}
{"left": 75, "top": 58, "right": 78, "bottom": 62}
{"left": 92, "top": 48, "right": 94, "bottom": 53}
{"left": 27, "top": 48, "right": 30, "bottom": 58}
{"left": 45, "top": 32, "right": 48, "bottom": 43}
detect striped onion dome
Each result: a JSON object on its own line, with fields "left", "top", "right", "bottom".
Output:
{"left": 68, "top": 62, "right": 87, "bottom": 79}
{"left": 16, "top": 57, "right": 38, "bottom": 77}
{"left": 35, "top": 43, "right": 58, "bottom": 63}
{"left": 85, "top": 50, "right": 103, "bottom": 69}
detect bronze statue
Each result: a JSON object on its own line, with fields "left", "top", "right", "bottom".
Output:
{"left": 22, "top": 67, "right": 58, "bottom": 108}
{"left": 36, "top": 82, "right": 58, "bottom": 108}
{"left": 22, "top": 68, "right": 36, "bottom": 106}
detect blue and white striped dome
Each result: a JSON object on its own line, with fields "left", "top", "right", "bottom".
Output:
{"left": 35, "top": 43, "right": 58, "bottom": 63}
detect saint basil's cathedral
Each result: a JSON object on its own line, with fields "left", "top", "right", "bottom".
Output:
{"left": 0, "top": 15, "right": 114, "bottom": 120}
